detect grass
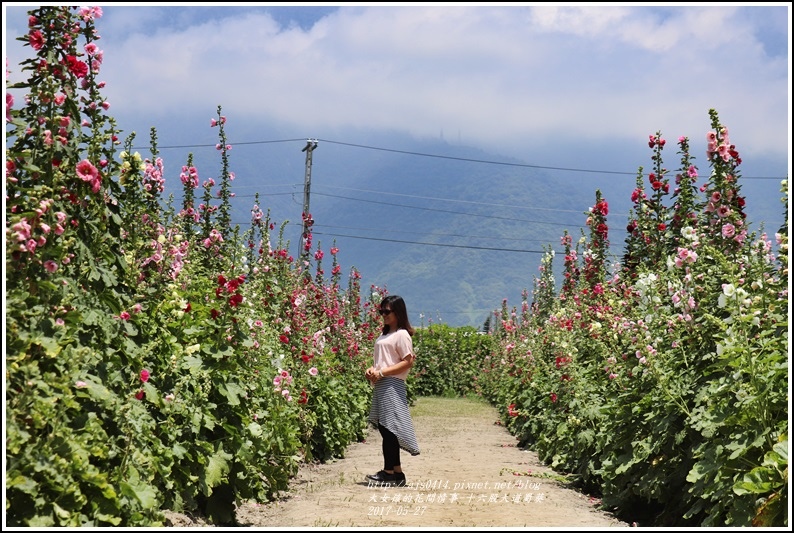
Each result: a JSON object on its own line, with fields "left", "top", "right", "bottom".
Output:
{"left": 411, "top": 395, "right": 496, "bottom": 419}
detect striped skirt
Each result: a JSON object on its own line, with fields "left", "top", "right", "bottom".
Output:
{"left": 368, "top": 376, "right": 420, "bottom": 456}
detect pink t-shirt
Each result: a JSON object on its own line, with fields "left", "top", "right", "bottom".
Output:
{"left": 374, "top": 329, "right": 415, "bottom": 381}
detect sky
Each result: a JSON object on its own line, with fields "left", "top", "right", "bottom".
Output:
{"left": 4, "top": 3, "right": 790, "bottom": 167}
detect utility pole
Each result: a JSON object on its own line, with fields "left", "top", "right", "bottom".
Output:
{"left": 300, "top": 139, "right": 318, "bottom": 262}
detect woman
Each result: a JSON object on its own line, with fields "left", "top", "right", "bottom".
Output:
{"left": 365, "top": 295, "right": 420, "bottom": 486}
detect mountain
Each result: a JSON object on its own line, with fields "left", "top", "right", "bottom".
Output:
{"left": 128, "top": 119, "right": 787, "bottom": 329}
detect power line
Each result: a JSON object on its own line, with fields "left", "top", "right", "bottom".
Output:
{"left": 316, "top": 138, "right": 784, "bottom": 180}
{"left": 318, "top": 184, "right": 596, "bottom": 215}
{"left": 309, "top": 223, "right": 576, "bottom": 243}
{"left": 310, "top": 231, "right": 549, "bottom": 254}
{"left": 132, "top": 136, "right": 783, "bottom": 180}
{"left": 311, "top": 191, "right": 588, "bottom": 228}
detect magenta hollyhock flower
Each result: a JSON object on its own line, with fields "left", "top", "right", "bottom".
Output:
{"left": 29, "top": 30, "right": 44, "bottom": 50}
{"left": 120, "top": 311, "right": 131, "bottom": 320}
{"left": 140, "top": 369, "right": 150, "bottom": 382}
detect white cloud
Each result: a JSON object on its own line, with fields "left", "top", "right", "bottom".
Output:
{"left": 4, "top": 4, "right": 789, "bottom": 163}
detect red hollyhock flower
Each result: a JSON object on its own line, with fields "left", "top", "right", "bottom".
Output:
{"left": 550, "top": 392, "right": 558, "bottom": 403}
{"left": 228, "top": 293, "right": 243, "bottom": 307}
{"left": 135, "top": 389, "right": 145, "bottom": 400}
{"left": 64, "top": 55, "right": 88, "bottom": 78}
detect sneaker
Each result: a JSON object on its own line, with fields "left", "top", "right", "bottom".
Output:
{"left": 394, "top": 472, "right": 406, "bottom": 487}
{"left": 366, "top": 470, "right": 397, "bottom": 484}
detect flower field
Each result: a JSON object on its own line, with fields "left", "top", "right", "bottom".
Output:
{"left": 5, "top": 6, "right": 788, "bottom": 528}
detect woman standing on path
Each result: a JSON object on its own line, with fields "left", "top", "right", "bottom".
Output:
{"left": 364, "top": 295, "right": 421, "bottom": 487}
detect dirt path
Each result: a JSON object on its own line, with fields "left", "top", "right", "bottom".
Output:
{"left": 167, "top": 396, "right": 630, "bottom": 527}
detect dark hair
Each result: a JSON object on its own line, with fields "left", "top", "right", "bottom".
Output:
{"left": 380, "top": 294, "right": 414, "bottom": 336}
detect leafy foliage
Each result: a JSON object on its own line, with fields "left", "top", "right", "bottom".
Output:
{"left": 483, "top": 117, "right": 789, "bottom": 526}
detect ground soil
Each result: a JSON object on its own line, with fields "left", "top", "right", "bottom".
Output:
{"left": 164, "top": 396, "right": 631, "bottom": 528}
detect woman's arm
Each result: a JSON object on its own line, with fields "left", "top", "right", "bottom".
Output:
{"left": 378, "top": 353, "right": 414, "bottom": 378}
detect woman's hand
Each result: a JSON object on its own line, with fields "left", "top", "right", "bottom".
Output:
{"left": 365, "top": 366, "right": 378, "bottom": 383}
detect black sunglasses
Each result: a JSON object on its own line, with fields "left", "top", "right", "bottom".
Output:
{"left": 378, "top": 309, "right": 393, "bottom": 316}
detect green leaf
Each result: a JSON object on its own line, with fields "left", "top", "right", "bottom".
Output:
{"left": 733, "top": 467, "right": 777, "bottom": 495}
{"left": 120, "top": 480, "right": 158, "bottom": 509}
{"left": 205, "top": 449, "right": 231, "bottom": 488}
{"left": 5, "top": 474, "right": 37, "bottom": 494}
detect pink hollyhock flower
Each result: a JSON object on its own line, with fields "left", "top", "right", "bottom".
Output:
{"left": 722, "top": 223, "right": 736, "bottom": 238}
{"left": 6, "top": 93, "right": 13, "bottom": 122}
{"left": 43, "top": 260, "right": 58, "bottom": 273}
{"left": 140, "top": 369, "right": 150, "bottom": 382}
{"left": 76, "top": 159, "right": 98, "bottom": 182}
{"left": 309, "top": 367, "right": 319, "bottom": 376}
{"left": 75, "top": 380, "right": 88, "bottom": 388}
{"left": 120, "top": 311, "right": 131, "bottom": 320}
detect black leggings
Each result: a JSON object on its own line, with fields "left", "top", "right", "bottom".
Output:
{"left": 378, "top": 424, "right": 400, "bottom": 470}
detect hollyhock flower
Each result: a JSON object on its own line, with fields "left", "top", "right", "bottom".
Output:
{"left": 550, "top": 392, "right": 557, "bottom": 403}
{"left": 76, "top": 159, "right": 98, "bottom": 182}
{"left": 309, "top": 367, "right": 319, "bottom": 376}
{"left": 273, "top": 375, "right": 282, "bottom": 387}
{"left": 29, "top": 30, "right": 44, "bottom": 50}
{"left": 75, "top": 380, "right": 88, "bottom": 388}
{"left": 135, "top": 390, "right": 145, "bottom": 400}
{"left": 722, "top": 223, "right": 736, "bottom": 238}
{"left": 140, "top": 369, "right": 150, "bottom": 382}
{"left": 6, "top": 93, "right": 13, "bottom": 122}
{"left": 64, "top": 55, "right": 88, "bottom": 78}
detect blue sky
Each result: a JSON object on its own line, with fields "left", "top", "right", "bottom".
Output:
{"left": 4, "top": 3, "right": 790, "bottom": 170}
